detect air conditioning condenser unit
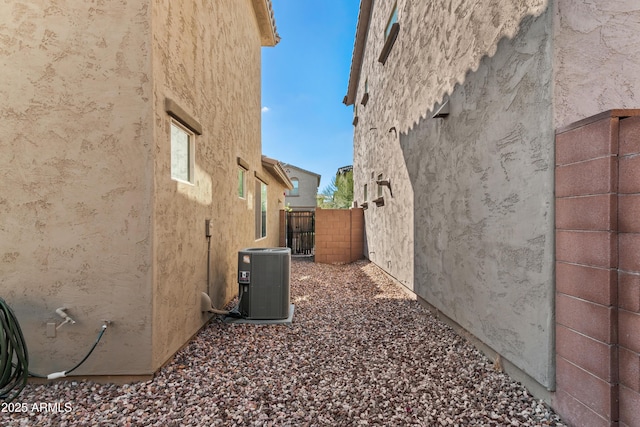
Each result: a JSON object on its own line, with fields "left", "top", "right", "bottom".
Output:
{"left": 237, "top": 247, "right": 290, "bottom": 320}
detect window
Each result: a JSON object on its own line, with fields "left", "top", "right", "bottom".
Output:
{"left": 171, "top": 120, "right": 194, "bottom": 183}
{"left": 379, "top": 3, "right": 400, "bottom": 64}
{"left": 361, "top": 182, "right": 369, "bottom": 209}
{"left": 255, "top": 180, "right": 267, "bottom": 239}
{"left": 373, "top": 174, "right": 385, "bottom": 207}
{"left": 286, "top": 178, "right": 299, "bottom": 196}
{"left": 385, "top": 4, "right": 398, "bottom": 40}
{"left": 238, "top": 167, "right": 246, "bottom": 198}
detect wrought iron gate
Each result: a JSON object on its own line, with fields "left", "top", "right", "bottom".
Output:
{"left": 286, "top": 211, "right": 315, "bottom": 255}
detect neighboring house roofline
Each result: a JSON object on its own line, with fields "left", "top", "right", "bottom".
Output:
{"left": 281, "top": 163, "right": 322, "bottom": 187}
{"left": 344, "top": 0, "right": 373, "bottom": 106}
{"left": 262, "top": 156, "right": 294, "bottom": 189}
{"left": 337, "top": 165, "right": 353, "bottom": 175}
{"left": 251, "top": 0, "right": 281, "bottom": 46}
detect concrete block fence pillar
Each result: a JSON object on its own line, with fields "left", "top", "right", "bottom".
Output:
{"left": 554, "top": 110, "right": 640, "bottom": 427}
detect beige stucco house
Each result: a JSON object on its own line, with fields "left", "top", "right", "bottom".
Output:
{"left": 345, "top": 0, "right": 640, "bottom": 425}
{"left": 282, "top": 163, "right": 321, "bottom": 211}
{"left": 0, "top": 0, "right": 291, "bottom": 378}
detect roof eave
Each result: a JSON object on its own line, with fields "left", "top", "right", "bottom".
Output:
{"left": 281, "top": 163, "right": 321, "bottom": 179}
{"left": 344, "top": 0, "right": 373, "bottom": 106}
{"left": 262, "top": 156, "right": 294, "bottom": 189}
{"left": 251, "top": 0, "right": 281, "bottom": 47}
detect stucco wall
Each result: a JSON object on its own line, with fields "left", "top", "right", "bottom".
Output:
{"left": 352, "top": 0, "right": 640, "bottom": 392}
{"left": 0, "top": 0, "right": 283, "bottom": 376}
{"left": 354, "top": 144, "right": 414, "bottom": 291}
{"left": 150, "top": 0, "right": 283, "bottom": 369}
{"left": 407, "top": 11, "right": 555, "bottom": 388}
{"left": 0, "top": 0, "right": 154, "bottom": 374}
{"left": 352, "top": 0, "right": 555, "bottom": 387}
{"left": 553, "top": 0, "right": 640, "bottom": 128}
{"left": 353, "top": 0, "right": 548, "bottom": 133}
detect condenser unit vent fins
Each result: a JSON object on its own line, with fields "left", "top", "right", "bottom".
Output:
{"left": 237, "top": 248, "right": 291, "bottom": 320}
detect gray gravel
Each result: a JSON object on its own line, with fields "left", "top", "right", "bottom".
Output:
{"left": 5, "top": 259, "right": 565, "bottom": 426}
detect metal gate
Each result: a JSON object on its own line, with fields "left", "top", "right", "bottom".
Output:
{"left": 286, "top": 211, "right": 315, "bottom": 255}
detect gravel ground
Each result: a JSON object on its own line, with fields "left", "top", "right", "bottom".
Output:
{"left": 6, "top": 259, "right": 565, "bottom": 426}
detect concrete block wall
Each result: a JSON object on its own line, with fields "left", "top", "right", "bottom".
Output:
{"left": 554, "top": 110, "right": 640, "bottom": 427}
{"left": 315, "top": 208, "right": 364, "bottom": 264}
{"left": 617, "top": 115, "right": 640, "bottom": 427}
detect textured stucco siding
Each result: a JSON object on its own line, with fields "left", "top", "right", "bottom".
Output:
{"left": 553, "top": 0, "right": 640, "bottom": 128}
{"left": 353, "top": 0, "right": 555, "bottom": 387}
{"left": 150, "top": 0, "right": 284, "bottom": 370}
{"left": 407, "top": 12, "right": 555, "bottom": 388}
{"left": 354, "top": 138, "right": 414, "bottom": 291}
{"left": 0, "top": 0, "right": 283, "bottom": 376}
{"left": 0, "top": 0, "right": 154, "bottom": 374}
{"left": 283, "top": 165, "right": 319, "bottom": 210}
{"left": 353, "top": 0, "right": 640, "bottom": 391}
{"left": 357, "top": 0, "right": 548, "bottom": 133}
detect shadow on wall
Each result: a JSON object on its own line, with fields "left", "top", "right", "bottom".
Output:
{"left": 398, "top": 0, "right": 550, "bottom": 132}
{"left": 395, "top": 9, "right": 555, "bottom": 390}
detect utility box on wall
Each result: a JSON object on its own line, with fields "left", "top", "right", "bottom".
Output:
{"left": 237, "top": 248, "right": 291, "bottom": 319}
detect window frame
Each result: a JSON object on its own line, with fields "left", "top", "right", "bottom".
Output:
{"left": 384, "top": 4, "right": 398, "bottom": 41}
{"left": 379, "top": 3, "right": 400, "bottom": 65}
{"left": 238, "top": 166, "right": 247, "bottom": 199}
{"left": 286, "top": 178, "right": 300, "bottom": 196}
{"left": 170, "top": 119, "right": 195, "bottom": 184}
{"left": 361, "top": 183, "right": 369, "bottom": 209}
{"left": 255, "top": 179, "right": 268, "bottom": 240}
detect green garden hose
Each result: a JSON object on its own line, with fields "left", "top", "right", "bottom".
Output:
{"left": 0, "top": 298, "right": 29, "bottom": 403}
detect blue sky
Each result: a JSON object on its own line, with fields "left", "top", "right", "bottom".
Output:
{"left": 261, "top": 0, "right": 360, "bottom": 191}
